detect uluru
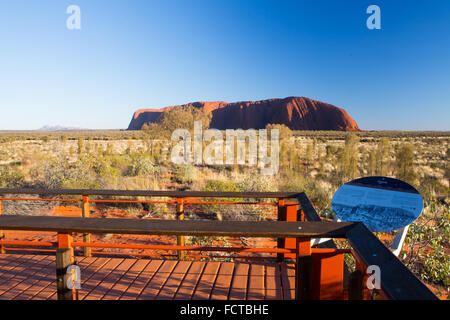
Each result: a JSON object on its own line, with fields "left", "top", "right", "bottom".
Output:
{"left": 127, "top": 97, "right": 360, "bottom": 131}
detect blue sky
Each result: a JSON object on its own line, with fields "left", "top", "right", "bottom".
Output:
{"left": 0, "top": 0, "right": 449, "bottom": 130}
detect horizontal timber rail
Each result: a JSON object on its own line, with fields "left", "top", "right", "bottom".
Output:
{"left": 0, "top": 188, "right": 301, "bottom": 199}
{"left": 0, "top": 188, "right": 302, "bottom": 260}
{"left": 0, "top": 215, "right": 354, "bottom": 238}
{"left": 0, "top": 197, "right": 296, "bottom": 206}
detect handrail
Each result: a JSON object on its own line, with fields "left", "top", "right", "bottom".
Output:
{"left": 0, "top": 188, "right": 302, "bottom": 260}
{"left": 0, "top": 215, "right": 354, "bottom": 238}
{"left": 0, "top": 197, "right": 298, "bottom": 206}
{"left": 0, "top": 188, "right": 301, "bottom": 199}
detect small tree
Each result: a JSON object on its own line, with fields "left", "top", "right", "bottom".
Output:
{"left": 77, "top": 138, "right": 84, "bottom": 154}
{"left": 375, "top": 137, "right": 390, "bottom": 175}
{"left": 142, "top": 105, "right": 212, "bottom": 139}
{"left": 446, "top": 148, "right": 450, "bottom": 188}
{"left": 265, "top": 123, "right": 292, "bottom": 141}
{"left": 368, "top": 149, "right": 377, "bottom": 176}
{"left": 395, "top": 143, "right": 417, "bottom": 185}
{"left": 305, "top": 143, "right": 313, "bottom": 163}
{"left": 337, "top": 134, "right": 359, "bottom": 183}
{"left": 0, "top": 166, "right": 25, "bottom": 188}
{"left": 126, "top": 156, "right": 158, "bottom": 176}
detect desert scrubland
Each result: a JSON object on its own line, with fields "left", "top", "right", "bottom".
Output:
{"left": 0, "top": 129, "right": 448, "bottom": 297}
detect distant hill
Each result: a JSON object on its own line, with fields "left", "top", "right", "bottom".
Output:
{"left": 37, "top": 125, "right": 86, "bottom": 131}
{"left": 127, "top": 97, "right": 360, "bottom": 131}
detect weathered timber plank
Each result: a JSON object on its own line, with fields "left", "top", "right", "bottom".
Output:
{"left": 78, "top": 258, "right": 124, "bottom": 300}
{"left": 102, "top": 259, "right": 151, "bottom": 300}
{"left": 173, "top": 261, "right": 206, "bottom": 300}
{"left": 229, "top": 263, "right": 250, "bottom": 300}
{"left": 15, "top": 257, "right": 88, "bottom": 300}
{"left": 156, "top": 261, "right": 192, "bottom": 300}
{"left": 120, "top": 259, "right": 163, "bottom": 300}
{"left": 138, "top": 260, "right": 177, "bottom": 299}
{"left": 191, "top": 261, "right": 220, "bottom": 300}
{"left": 280, "top": 263, "right": 295, "bottom": 300}
{"left": 1, "top": 255, "right": 54, "bottom": 299}
{"left": 247, "top": 264, "right": 265, "bottom": 300}
{"left": 210, "top": 262, "right": 234, "bottom": 300}
{"left": 0, "top": 254, "right": 27, "bottom": 270}
{"left": 0, "top": 255, "right": 48, "bottom": 296}
{"left": 265, "top": 263, "right": 282, "bottom": 300}
{"left": 84, "top": 258, "right": 137, "bottom": 300}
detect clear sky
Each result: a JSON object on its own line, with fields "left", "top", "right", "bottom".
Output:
{"left": 0, "top": 0, "right": 449, "bottom": 130}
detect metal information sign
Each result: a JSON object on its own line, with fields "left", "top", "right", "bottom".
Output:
{"left": 331, "top": 176, "right": 424, "bottom": 232}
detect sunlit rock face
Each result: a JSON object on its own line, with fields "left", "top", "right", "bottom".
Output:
{"left": 127, "top": 97, "right": 360, "bottom": 131}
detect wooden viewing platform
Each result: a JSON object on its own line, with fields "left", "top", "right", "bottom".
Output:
{"left": 0, "top": 254, "right": 296, "bottom": 300}
{"left": 0, "top": 189, "right": 438, "bottom": 300}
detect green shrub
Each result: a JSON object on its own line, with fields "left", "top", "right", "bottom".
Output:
{"left": 173, "top": 164, "right": 196, "bottom": 184}
{"left": 92, "top": 157, "right": 120, "bottom": 179}
{"left": 237, "top": 174, "right": 274, "bottom": 193}
{"left": 278, "top": 174, "right": 330, "bottom": 208}
{"left": 126, "top": 156, "right": 158, "bottom": 176}
{"left": 77, "top": 138, "right": 84, "bottom": 154}
{"left": 0, "top": 166, "right": 25, "bottom": 188}
{"left": 141, "top": 104, "right": 212, "bottom": 139}
{"left": 403, "top": 202, "right": 450, "bottom": 286}
{"left": 203, "top": 179, "right": 241, "bottom": 193}
{"left": 265, "top": 123, "right": 293, "bottom": 141}
{"left": 108, "top": 154, "right": 132, "bottom": 173}
{"left": 395, "top": 143, "right": 418, "bottom": 185}
{"left": 236, "top": 174, "right": 275, "bottom": 220}
{"left": 36, "top": 158, "right": 97, "bottom": 189}
{"left": 201, "top": 179, "right": 268, "bottom": 221}
{"left": 201, "top": 179, "right": 240, "bottom": 220}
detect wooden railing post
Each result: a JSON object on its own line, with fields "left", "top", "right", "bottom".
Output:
{"left": 277, "top": 199, "right": 285, "bottom": 262}
{"left": 348, "top": 269, "right": 364, "bottom": 300}
{"left": 0, "top": 195, "right": 4, "bottom": 254}
{"left": 295, "top": 238, "right": 312, "bottom": 300}
{"left": 81, "top": 195, "right": 91, "bottom": 257}
{"left": 284, "top": 203, "right": 298, "bottom": 259}
{"left": 277, "top": 199, "right": 298, "bottom": 260}
{"left": 310, "top": 249, "right": 345, "bottom": 299}
{"left": 176, "top": 197, "right": 185, "bottom": 260}
{"left": 56, "top": 232, "right": 76, "bottom": 300}
{"left": 299, "top": 207, "right": 305, "bottom": 222}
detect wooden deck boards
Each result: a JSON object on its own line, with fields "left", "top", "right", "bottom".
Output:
{"left": 0, "top": 254, "right": 295, "bottom": 300}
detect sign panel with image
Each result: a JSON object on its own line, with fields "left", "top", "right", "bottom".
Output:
{"left": 331, "top": 177, "right": 423, "bottom": 232}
